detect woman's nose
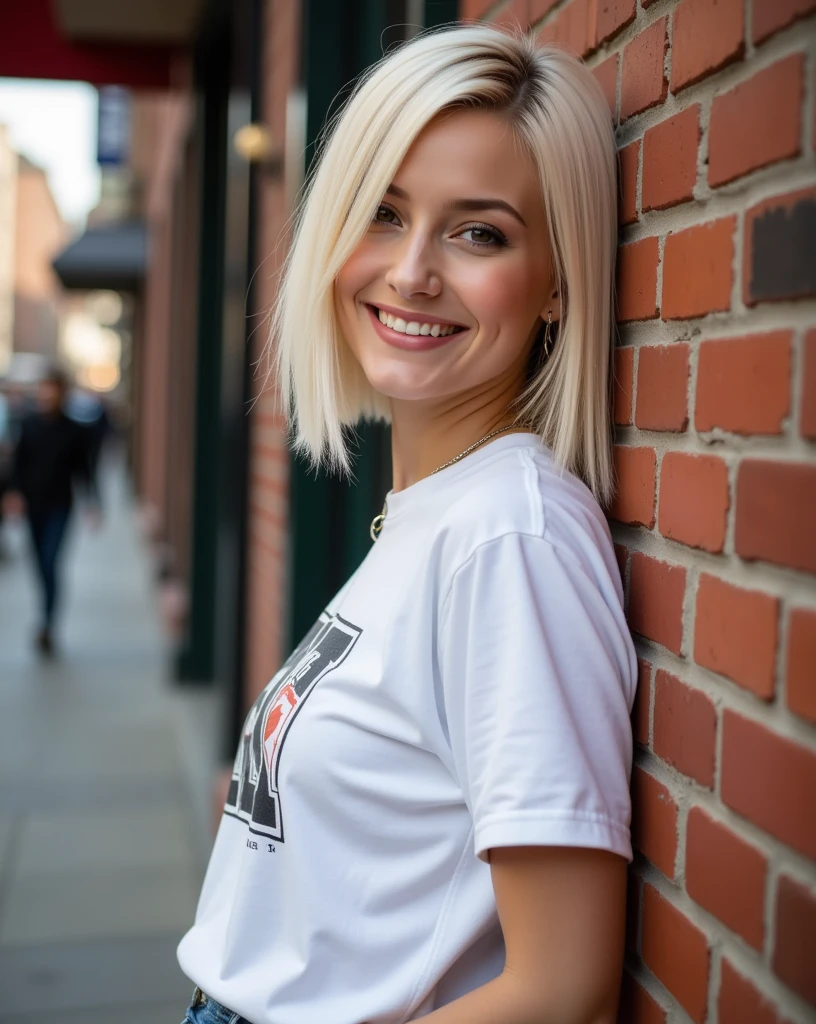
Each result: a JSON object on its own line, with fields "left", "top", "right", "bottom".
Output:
{"left": 383, "top": 234, "right": 442, "bottom": 299}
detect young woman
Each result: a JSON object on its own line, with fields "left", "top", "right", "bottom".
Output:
{"left": 178, "top": 24, "right": 637, "bottom": 1024}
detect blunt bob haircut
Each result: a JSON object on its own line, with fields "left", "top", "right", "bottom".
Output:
{"left": 274, "top": 24, "right": 618, "bottom": 503}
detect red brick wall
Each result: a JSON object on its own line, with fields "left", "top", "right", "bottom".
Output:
{"left": 463, "top": 2, "right": 816, "bottom": 1021}
{"left": 243, "top": 0, "right": 301, "bottom": 709}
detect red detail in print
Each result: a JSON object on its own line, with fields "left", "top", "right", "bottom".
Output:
{"left": 262, "top": 683, "right": 298, "bottom": 772}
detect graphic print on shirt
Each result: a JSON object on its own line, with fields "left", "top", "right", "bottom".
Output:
{"left": 224, "top": 612, "right": 362, "bottom": 842}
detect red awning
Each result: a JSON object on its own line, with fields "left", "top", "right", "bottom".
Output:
{"left": 0, "top": 0, "right": 190, "bottom": 89}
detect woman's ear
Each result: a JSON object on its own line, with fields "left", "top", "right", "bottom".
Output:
{"left": 539, "top": 287, "right": 562, "bottom": 325}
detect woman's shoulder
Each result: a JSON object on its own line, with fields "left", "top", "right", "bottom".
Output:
{"left": 434, "top": 441, "right": 614, "bottom": 579}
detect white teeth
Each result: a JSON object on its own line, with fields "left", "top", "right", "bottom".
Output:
{"left": 374, "top": 308, "right": 460, "bottom": 338}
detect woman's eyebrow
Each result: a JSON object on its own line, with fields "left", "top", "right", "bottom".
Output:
{"left": 445, "top": 198, "right": 527, "bottom": 228}
{"left": 384, "top": 185, "right": 527, "bottom": 228}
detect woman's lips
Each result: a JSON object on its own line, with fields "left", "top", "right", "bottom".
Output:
{"left": 364, "top": 304, "right": 469, "bottom": 352}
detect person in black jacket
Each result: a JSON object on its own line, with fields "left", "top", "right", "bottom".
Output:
{"left": 2, "top": 368, "right": 100, "bottom": 655}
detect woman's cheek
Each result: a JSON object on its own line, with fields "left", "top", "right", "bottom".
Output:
{"left": 463, "top": 263, "right": 541, "bottom": 328}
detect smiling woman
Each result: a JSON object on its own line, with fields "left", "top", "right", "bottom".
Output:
{"left": 177, "top": 24, "right": 636, "bottom": 1024}
{"left": 274, "top": 25, "right": 617, "bottom": 504}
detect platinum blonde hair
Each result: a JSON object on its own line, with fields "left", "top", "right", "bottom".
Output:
{"left": 273, "top": 24, "right": 618, "bottom": 503}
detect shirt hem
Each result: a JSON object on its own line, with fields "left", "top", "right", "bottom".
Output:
{"left": 475, "top": 811, "right": 632, "bottom": 864}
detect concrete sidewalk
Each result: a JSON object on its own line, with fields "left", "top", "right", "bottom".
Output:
{"left": 0, "top": 457, "right": 221, "bottom": 1024}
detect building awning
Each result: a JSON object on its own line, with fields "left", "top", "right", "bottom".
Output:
{"left": 53, "top": 221, "right": 148, "bottom": 291}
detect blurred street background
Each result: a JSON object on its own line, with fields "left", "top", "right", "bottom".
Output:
{"left": 0, "top": 451, "right": 218, "bottom": 1023}
{"left": 0, "top": 0, "right": 814, "bottom": 1022}
{"left": 0, "top": 3, "right": 455, "bottom": 1020}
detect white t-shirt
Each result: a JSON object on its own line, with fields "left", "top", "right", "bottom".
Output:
{"left": 177, "top": 433, "right": 637, "bottom": 1024}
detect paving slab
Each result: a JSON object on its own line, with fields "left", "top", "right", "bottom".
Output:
{"left": 0, "top": 935, "right": 192, "bottom": 1014}
{"left": 0, "top": 815, "right": 14, "bottom": 873}
{"left": 14, "top": 804, "right": 196, "bottom": 877}
{"left": 1, "top": 862, "right": 200, "bottom": 945}
{"left": 0, "top": 1002, "right": 188, "bottom": 1024}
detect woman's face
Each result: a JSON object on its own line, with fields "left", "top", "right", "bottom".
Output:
{"left": 335, "top": 108, "right": 558, "bottom": 407}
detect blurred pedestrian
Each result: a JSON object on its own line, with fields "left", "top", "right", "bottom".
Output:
{"left": 65, "top": 387, "right": 113, "bottom": 480}
{"left": 2, "top": 368, "right": 101, "bottom": 655}
{"left": 0, "top": 388, "right": 12, "bottom": 558}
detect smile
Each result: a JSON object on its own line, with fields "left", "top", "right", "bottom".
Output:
{"left": 365, "top": 304, "right": 469, "bottom": 352}
{"left": 373, "top": 307, "right": 463, "bottom": 337}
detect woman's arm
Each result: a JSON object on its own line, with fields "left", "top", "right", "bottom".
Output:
{"left": 421, "top": 846, "right": 627, "bottom": 1024}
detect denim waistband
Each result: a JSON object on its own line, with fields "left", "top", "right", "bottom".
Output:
{"left": 188, "top": 986, "right": 244, "bottom": 1024}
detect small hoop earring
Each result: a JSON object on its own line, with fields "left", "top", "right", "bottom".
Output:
{"left": 543, "top": 310, "right": 553, "bottom": 358}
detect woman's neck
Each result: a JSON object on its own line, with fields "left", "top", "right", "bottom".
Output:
{"left": 389, "top": 381, "right": 531, "bottom": 492}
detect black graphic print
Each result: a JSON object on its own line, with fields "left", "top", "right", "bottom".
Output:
{"left": 224, "top": 612, "right": 362, "bottom": 841}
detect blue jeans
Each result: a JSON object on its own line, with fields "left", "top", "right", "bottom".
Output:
{"left": 181, "top": 987, "right": 252, "bottom": 1024}
{"left": 27, "top": 507, "right": 70, "bottom": 628}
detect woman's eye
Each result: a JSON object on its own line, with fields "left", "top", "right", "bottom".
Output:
{"left": 459, "top": 225, "right": 506, "bottom": 248}
{"left": 374, "top": 204, "right": 399, "bottom": 225}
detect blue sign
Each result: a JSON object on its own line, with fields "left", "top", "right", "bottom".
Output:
{"left": 97, "top": 86, "right": 131, "bottom": 167}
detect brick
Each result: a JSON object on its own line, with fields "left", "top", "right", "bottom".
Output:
{"left": 635, "top": 345, "right": 689, "bottom": 431}
{"left": 744, "top": 187, "right": 816, "bottom": 305}
{"left": 631, "top": 767, "right": 677, "bottom": 877}
{"left": 617, "top": 237, "right": 659, "bottom": 321}
{"left": 641, "top": 884, "right": 709, "bottom": 1022}
{"left": 671, "top": 0, "right": 744, "bottom": 92}
{"left": 613, "top": 346, "right": 634, "bottom": 425}
{"left": 620, "top": 19, "right": 667, "bottom": 121}
{"left": 722, "top": 710, "right": 816, "bottom": 859}
{"left": 610, "top": 446, "right": 656, "bottom": 527}
{"left": 494, "top": 0, "right": 530, "bottom": 29}
{"left": 719, "top": 959, "right": 790, "bottom": 1024}
{"left": 653, "top": 672, "right": 717, "bottom": 787}
{"left": 592, "top": 53, "right": 618, "bottom": 117}
{"left": 642, "top": 105, "right": 700, "bottom": 211}
{"left": 735, "top": 459, "right": 816, "bottom": 574}
{"left": 461, "top": 0, "right": 495, "bottom": 18}
{"left": 618, "top": 972, "right": 667, "bottom": 1024}
{"left": 801, "top": 329, "right": 816, "bottom": 438}
{"left": 787, "top": 608, "right": 816, "bottom": 724}
{"left": 686, "top": 808, "right": 767, "bottom": 949}
{"left": 629, "top": 553, "right": 685, "bottom": 654}
{"left": 696, "top": 331, "right": 791, "bottom": 435}
{"left": 535, "top": 0, "right": 594, "bottom": 57}
{"left": 694, "top": 574, "right": 779, "bottom": 698}
{"left": 625, "top": 874, "right": 641, "bottom": 954}
{"left": 595, "top": 0, "right": 636, "bottom": 46}
{"left": 619, "top": 140, "right": 639, "bottom": 225}
{"left": 773, "top": 874, "right": 816, "bottom": 1006}
{"left": 632, "top": 658, "right": 651, "bottom": 746}
{"left": 659, "top": 453, "right": 729, "bottom": 553}
{"left": 528, "top": 0, "right": 559, "bottom": 20}
{"left": 662, "top": 217, "right": 734, "bottom": 320}
{"left": 709, "top": 55, "right": 804, "bottom": 188}
{"left": 753, "top": 0, "right": 816, "bottom": 43}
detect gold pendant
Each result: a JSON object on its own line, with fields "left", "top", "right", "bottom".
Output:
{"left": 370, "top": 509, "right": 386, "bottom": 542}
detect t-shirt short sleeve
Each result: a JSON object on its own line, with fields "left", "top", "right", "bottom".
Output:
{"left": 438, "top": 531, "right": 635, "bottom": 863}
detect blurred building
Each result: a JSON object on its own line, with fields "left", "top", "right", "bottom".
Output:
{"left": 12, "top": 155, "right": 66, "bottom": 359}
{"left": 0, "top": 124, "right": 14, "bottom": 373}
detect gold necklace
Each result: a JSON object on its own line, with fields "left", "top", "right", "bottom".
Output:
{"left": 370, "top": 424, "right": 518, "bottom": 542}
